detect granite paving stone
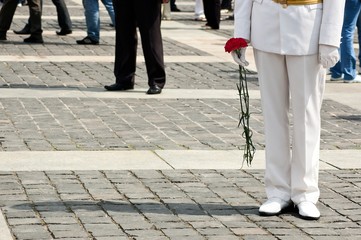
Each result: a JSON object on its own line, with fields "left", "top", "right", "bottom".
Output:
{"left": 1, "top": 97, "right": 360, "bottom": 151}
{"left": 0, "top": 169, "right": 360, "bottom": 238}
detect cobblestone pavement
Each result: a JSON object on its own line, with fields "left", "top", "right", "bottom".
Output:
{"left": 0, "top": 0, "right": 361, "bottom": 239}
{"left": 1, "top": 169, "right": 361, "bottom": 240}
{"left": 1, "top": 98, "right": 361, "bottom": 152}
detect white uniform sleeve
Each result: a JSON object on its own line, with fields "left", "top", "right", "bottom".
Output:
{"left": 234, "top": 0, "right": 253, "bottom": 41}
{"left": 319, "top": 0, "right": 345, "bottom": 47}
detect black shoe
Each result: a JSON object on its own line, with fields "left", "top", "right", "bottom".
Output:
{"left": 201, "top": 24, "right": 219, "bottom": 30}
{"left": 76, "top": 36, "right": 99, "bottom": 45}
{"left": 146, "top": 85, "right": 162, "bottom": 94}
{"left": 104, "top": 83, "right": 134, "bottom": 91}
{"left": 56, "top": 29, "right": 72, "bottom": 35}
{"left": 13, "top": 27, "right": 30, "bottom": 35}
{"left": 171, "top": 7, "right": 181, "bottom": 12}
{"left": 0, "top": 32, "right": 6, "bottom": 40}
{"left": 24, "top": 35, "right": 44, "bottom": 43}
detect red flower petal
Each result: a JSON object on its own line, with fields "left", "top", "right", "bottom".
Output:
{"left": 224, "top": 38, "right": 248, "bottom": 53}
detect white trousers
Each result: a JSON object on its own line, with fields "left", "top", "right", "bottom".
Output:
{"left": 195, "top": 0, "right": 204, "bottom": 17}
{"left": 254, "top": 49, "right": 326, "bottom": 205}
{"left": 162, "top": 2, "right": 171, "bottom": 19}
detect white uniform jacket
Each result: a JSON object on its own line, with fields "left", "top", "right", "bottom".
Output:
{"left": 234, "top": 0, "right": 345, "bottom": 55}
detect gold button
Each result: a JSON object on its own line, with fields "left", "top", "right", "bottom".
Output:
{"left": 282, "top": 3, "right": 287, "bottom": 8}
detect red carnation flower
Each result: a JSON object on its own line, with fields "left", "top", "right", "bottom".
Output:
{"left": 224, "top": 38, "right": 248, "bottom": 53}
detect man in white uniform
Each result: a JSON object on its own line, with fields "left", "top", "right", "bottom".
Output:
{"left": 231, "top": 0, "right": 344, "bottom": 220}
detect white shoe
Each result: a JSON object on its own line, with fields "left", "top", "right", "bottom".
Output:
{"left": 194, "top": 15, "right": 206, "bottom": 21}
{"left": 297, "top": 201, "right": 320, "bottom": 220}
{"left": 344, "top": 75, "right": 361, "bottom": 83}
{"left": 259, "top": 198, "right": 292, "bottom": 216}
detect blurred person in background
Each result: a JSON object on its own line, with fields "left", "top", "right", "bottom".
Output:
{"left": 194, "top": 0, "right": 206, "bottom": 21}
{"left": 202, "top": 0, "right": 220, "bottom": 29}
{"left": 0, "top": 0, "right": 43, "bottom": 43}
{"left": 330, "top": 0, "right": 361, "bottom": 83}
{"left": 162, "top": 0, "right": 171, "bottom": 20}
{"left": 13, "top": 0, "right": 72, "bottom": 36}
{"left": 76, "top": 0, "right": 115, "bottom": 45}
{"left": 170, "top": 0, "right": 180, "bottom": 11}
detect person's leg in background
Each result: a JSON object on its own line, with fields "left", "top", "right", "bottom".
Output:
{"left": 194, "top": 0, "right": 205, "bottom": 21}
{"left": 101, "top": 0, "right": 115, "bottom": 26}
{"left": 25, "top": 0, "right": 43, "bottom": 43}
{"left": 162, "top": 1, "right": 171, "bottom": 20}
{"left": 170, "top": 0, "right": 180, "bottom": 11}
{"left": 330, "top": 0, "right": 361, "bottom": 82}
{"left": 77, "top": 0, "right": 100, "bottom": 44}
{"left": 202, "top": 0, "right": 220, "bottom": 29}
{"left": 84, "top": 0, "right": 99, "bottom": 41}
{"left": 106, "top": 0, "right": 137, "bottom": 90}
{"left": 0, "top": 0, "right": 18, "bottom": 40}
{"left": 12, "top": 0, "right": 41, "bottom": 34}
{"left": 220, "top": 0, "right": 232, "bottom": 11}
{"left": 356, "top": 11, "right": 361, "bottom": 68}
{"left": 136, "top": 0, "right": 166, "bottom": 92}
{"left": 52, "top": 0, "right": 72, "bottom": 35}
{"left": 13, "top": 0, "right": 72, "bottom": 35}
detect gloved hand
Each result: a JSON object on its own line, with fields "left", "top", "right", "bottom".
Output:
{"left": 231, "top": 48, "right": 249, "bottom": 67}
{"left": 319, "top": 44, "right": 339, "bottom": 68}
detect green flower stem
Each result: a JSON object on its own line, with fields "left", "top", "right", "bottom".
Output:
{"left": 237, "top": 65, "right": 256, "bottom": 166}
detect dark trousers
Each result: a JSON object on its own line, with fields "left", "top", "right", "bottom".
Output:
{"left": 52, "top": 0, "right": 72, "bottom": 30}
{"left": 0, "top": 0, "right": 17, "bottom": 32}
{"left": 170, "top": 0, "right": 176, "bottom": 8}
{"left": 23, "top": 0, "right": 72, "bottom": 31}
{"left": 203, "top": 0, "right": 221, "bottom": 29}
{"left": 221, "top": 0, "right": 232, "bottom": 10}
{"left": 0, "top": 0, "right": 42, "bottom": 36}
{"left": 113, "top": 0, "right": 166, "bottom": 88}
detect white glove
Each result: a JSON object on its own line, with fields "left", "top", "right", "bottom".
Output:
{"left": 231, "top": 48, "right": 249, "bottom": 67}
{"left": 319, "top": 44, "right": 339, "bottom": 68}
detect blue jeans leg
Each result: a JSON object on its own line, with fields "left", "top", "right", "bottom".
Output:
{"left": 330, "top": 0, "right": 361, "bottom": 80}
{"left": 83, "top": 0, "right": 100, "bottom": 41}
{"left": 101, "top": 0, "right": 115, "bottom": 26}
{"left": 357, "top": 11, "right": 361, "bottom": 66}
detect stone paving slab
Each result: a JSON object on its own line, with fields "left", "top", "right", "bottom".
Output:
{"left": 0, "top": 61, "right": 258, "bottom": 90}
{"left": 0, "top": 97, "right": 360, "bottom": 152}
{"left": 0, "top": 151, "right": 172, "bottom": 171}
{"left": 0, "top": 149, "right": 352, "bottom": 171}
{"left": 0, "top": 169, "right": 360, "bottom": 240}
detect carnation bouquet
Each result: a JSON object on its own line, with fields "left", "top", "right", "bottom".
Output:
{"left": 224, "top": 38, "right": 256, "bottom": 166}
